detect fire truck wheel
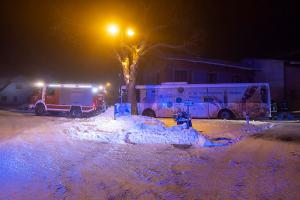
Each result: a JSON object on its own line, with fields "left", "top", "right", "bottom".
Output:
{"left": 70, "top": 107, "right": 82, "bottom": 118}
{"left": 142, "top": 109, "right": 156, "bottom": 118}
{"left": 218, "top": 109, "right": 234, "bottom": 120}
{"left": 35, "top": 103, "right": 46, "bottom": 116}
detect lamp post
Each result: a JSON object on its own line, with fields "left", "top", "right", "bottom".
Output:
{"left": 106, "top": 24, "right": 139, "bottom": 115}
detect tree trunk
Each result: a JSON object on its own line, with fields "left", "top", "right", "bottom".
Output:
{"left": 127, "top": 78, "right": 137, "bottom": 115}
{"left": 127, "top": 62, "right": 138, "bottom": 115}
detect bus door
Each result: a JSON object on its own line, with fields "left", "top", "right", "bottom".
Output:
{"left": 206, "top": 87, "right": 225, "bottom": 118}
{"left": 187, "top": 87, "right": 209, "bottom": 118}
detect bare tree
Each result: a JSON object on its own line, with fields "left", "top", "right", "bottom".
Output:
{"left": 113, "top": 32, "right": 191, "bottom": 115}
{"left": 51, "top": 1, "right": 206, "bottom": 115}
{"left": 111, "top": 1, "right": 204, "bottom": 115}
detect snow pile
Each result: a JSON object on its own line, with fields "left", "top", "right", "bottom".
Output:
{"left": 241, "top": 121, "right": 275, "bottom": 134}
{"left": 207, "top": 120, "right": 276, "bottom": 144}
{"left": 63, "top": 108, "right": 209, "bottom": 146}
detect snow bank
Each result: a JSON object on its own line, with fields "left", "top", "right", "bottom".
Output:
{"left": 63, "top": 107, "right": 209, "bottom": 146}
{"left": 61, "top": 108, "right": 275, "bottom": 147}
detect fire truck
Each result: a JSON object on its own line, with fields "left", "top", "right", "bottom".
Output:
{"left": 29, "top": 82, "right": 106, "bottom": 117}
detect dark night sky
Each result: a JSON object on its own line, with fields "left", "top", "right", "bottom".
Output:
{"left": 0, "top": 0, "right": 300, "bottom": 82}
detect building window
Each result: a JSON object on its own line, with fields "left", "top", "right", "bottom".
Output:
{"left": 193, "top": 71, "right": 204, "bottom": 83}
{"left": 208, "top": 73, "right": 217, "bottom": 83}
{"left": 13, "top": 96, "right": 18, "bottom": 102}
{"left": 175, "top": 70, "right": 188, "bottom": 82}
{"left": 232, "top": 75, "right": 241, "bottom": 83}
{"left": 16, "top": 84, "right": 22, "bottom": 90}
{"left": 1, "top": 96, "right": 7, "bottom": 102}
{"left": 248, "top": 76, "right": 254, "bottom": 83}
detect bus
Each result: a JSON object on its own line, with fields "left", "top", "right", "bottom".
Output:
{"left": 135, "top": 82, "right": 271, "bottom": 119}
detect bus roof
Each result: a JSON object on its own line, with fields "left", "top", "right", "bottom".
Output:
{"left": 133, "top": 82, "right": 270, "bottom": 89}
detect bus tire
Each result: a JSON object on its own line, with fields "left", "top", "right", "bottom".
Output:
{"left": 218, "top": 109, "right": 234, "bottom": 120}
{"left": 142, "top": 109, "right": 156, "bottom": 118}
{"left": 35, "top": 103, "right": 46, "bottom": 116}
{"left": 70, "top": 106, "right": 82, "bottom": 118}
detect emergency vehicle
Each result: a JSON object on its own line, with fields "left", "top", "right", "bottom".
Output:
{"left": 133, "top": 82, "right": 271, "bottom": 119}
{"left": 29, "top": 82, "right": 106, "bottom": 117}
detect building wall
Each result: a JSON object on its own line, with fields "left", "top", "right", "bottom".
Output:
{"left": 0, "top": 81, "right": 33, "bottom": 105}
{"left": 139, "top": 58, "right": 255, "bottom": 85}
{"left": 244, "top": 59, "right": 300, "bottom": 110}
{"left": 244, "top": 59, "right": 285, "bottom": 102}
{"left": 139, "top": 57, "right": 300, "bottom": 111}
{"left": 285, "top": 64, "right": 300, "bottom": 110}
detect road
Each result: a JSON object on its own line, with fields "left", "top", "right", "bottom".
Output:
{"left": 0, "top": 110, "right": 299, "bottom": 199}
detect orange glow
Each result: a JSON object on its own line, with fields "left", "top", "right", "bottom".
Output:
{"left": 126, "top": 28, "right": 134, "bottom": 37}
{"left": 107, "top": 24, "right": 119, "bottom": 36}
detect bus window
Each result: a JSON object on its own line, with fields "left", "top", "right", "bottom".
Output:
{"left": 260, "top": 86, "right": 268, "bottom": 103}
{"left": 204, "top": 97, "right": 214, "bottom": 102}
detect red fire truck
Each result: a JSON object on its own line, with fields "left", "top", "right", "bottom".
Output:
{"left": 29, "top": 82, "right": 106, "bottom": 117}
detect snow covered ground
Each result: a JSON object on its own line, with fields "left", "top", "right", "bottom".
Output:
{"left": 65, "top": 107, "right": 210, "bottom": 146}
{"left": 63, "top": 107, "right": 274, "bottom": 147}
{"left": 0, "top": 109, "right": 299, "bottom": 199}
{"left": 161, "top": 118, "right": 275, "bottom": 144}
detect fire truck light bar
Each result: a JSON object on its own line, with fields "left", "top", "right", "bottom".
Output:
{"left": 78, "top": 85, "right": 92, "bottom": 88}
{"left": 98, "top": 85, "right": 104, "bottom": 90}
{"left": 34, "top": 81, "right": 45, "bottom": 87}
{"left": 47, "top": 84, "right": 93, "bottom": 88}
{"left": 48, "top": 84, "right": 62, "bottom": 87}
{"left": 62, "top": 84, "right": 76, "bottom": 88}
{"left": 35, "top": 82, "right": 101, "bottom": 91}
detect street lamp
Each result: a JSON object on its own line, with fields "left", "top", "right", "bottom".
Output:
{"left": 107, "top": 24, "right": 119, "bottom": 36}
{"left": 106, "top": 23, "right": 140, "bottom": 115}
{"left": 126, "top": 28, "right": 135, "bottom": 37}
{"left": 107, "top": 24, "right": 135, "bottom": 38}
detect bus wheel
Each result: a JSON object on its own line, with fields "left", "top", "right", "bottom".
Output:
{"left": 142, "top": 109, "right": 156, "bottom": 118}
{"left": 218, "top": 109, "right": 234, "bottom": 120}
{"left": 35, "top": 103, "right": 46, "bottom": 116}
{"left": 70, "top": 107, "right": 82, "bottom": 118}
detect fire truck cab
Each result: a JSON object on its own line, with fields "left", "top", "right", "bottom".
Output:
{"left": 29, "top": 83, "right": 106, "bottom": 117}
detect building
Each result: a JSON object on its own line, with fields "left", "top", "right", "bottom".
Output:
{"left": 138, "top": 54, "right": 300, "bottom": 111}
{"left": 0, "top": 76, "right": 34, "bottom": 106}
{"left": 242, "top": 59, "right": 300, "bottom": 111}
{"left": 138, "top": 54, "right": 257, "bottom": 85}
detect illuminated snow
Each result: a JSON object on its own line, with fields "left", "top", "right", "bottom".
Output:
{"left": 0, "top": 109, "right": 284, "bottom": 200}
{"left": 65, "top": 107, "right": 210, "bottom": 146}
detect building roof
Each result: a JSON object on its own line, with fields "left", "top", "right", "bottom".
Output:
{"left": 164, "top": 56, "right": 257, "bottom": 70}
{"left": 135, "top": 82, "right": 269, "bottom": 89}
{"left": 0, "top": 78, "right": 11, "bottom": 92}
{"left": 0, "top": 76, "right": 28, "bottom": 92}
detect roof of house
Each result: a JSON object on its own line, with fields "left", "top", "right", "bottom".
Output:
{"left": 0, "top": 76, "right": 28, "bottom": 92}
{"left": 0, "top": 78, "right": 11, "bottom": 92}
{"left": 149, "top": 48, "right": 258, "bottom": 70}
{"left": 164, "top": 56, "right": 257, "bottom": 71}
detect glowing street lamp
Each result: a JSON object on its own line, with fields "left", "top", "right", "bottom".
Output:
{"left": 126, "top": 28, "right": 135, "bottom": 37}
{"left": 107, "top": 24, "right": 119, "bottom": 36}
{"left": 106, "top": 23, "right": 139, "bottom": 113}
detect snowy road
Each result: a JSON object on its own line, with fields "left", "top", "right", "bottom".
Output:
{"left": 0, "top": 110, "right": 300, "bottom": 199}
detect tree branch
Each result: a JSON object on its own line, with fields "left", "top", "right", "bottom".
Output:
{"left": 141, "top": 42, "right": 189, "bottom": 56}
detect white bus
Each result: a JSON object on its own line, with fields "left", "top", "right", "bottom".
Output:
{"left": 135, "top": 82, "right": 271, "bottom": 119}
